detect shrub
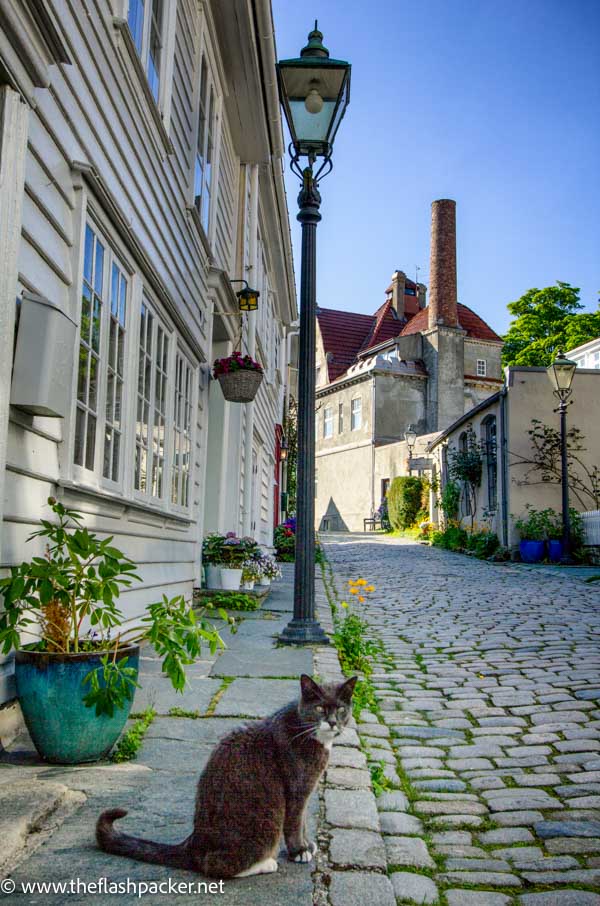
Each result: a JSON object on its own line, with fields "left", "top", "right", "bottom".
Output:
{"left": 431, "top": 524, "right": 501, "bottom": 559}
{"left": 440, "top": 480, "right": 461, "bottom": 522}
{"left": 387, "top": 476, "right": 424, "bottom": 530}
{"left": 274, "top": 523, "right": 295, "bottom": 560}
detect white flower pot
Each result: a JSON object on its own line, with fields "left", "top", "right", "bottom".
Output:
{"left": 256, "top": 577, "right": 271, "bottom": 588}
{"left": 221, "top": 568, "right": 243, "bottom": 591}
{"left": 242, "top": 580, "right": 255, "bottom": 591}
{"left": 205, "top": 564, "right": 221, "bottom": 589}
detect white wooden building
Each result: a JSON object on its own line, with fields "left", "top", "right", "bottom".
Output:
{"left": 0, "top": 0, "right": 297, "bottom": 710}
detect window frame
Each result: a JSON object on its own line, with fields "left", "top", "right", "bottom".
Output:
{"left": 191, "top": 23, "right": 223, "bottom": 244}
{"left": 338, "top": 401, "right": 344, "bottom": 434}
{"left": 482, "top": 415, "right": 498, "bottom": 511}
{"left": 476, "top": 358, "right": 487, "bottom": 377}
{"left": 72, "top": 219, "right": 132, "bottom": 494}
{"left": 323, "top": 405, "right": 334, "bottom": 439}
{"left": 350, "top": 396, "right": 362, "bottom": 431}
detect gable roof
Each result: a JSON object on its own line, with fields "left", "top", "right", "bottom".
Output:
{"left": 399, "top": 303, "right": 503, "bottom": 343}
{"left": 317, "top": 308, "right": 375, "bottom": 381}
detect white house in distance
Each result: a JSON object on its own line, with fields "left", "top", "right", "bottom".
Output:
{"left": 566, "top": 337, "right": 600, "bottom": 370}
{"left": 0, "top": 0, "right": 297, "bottom": 715}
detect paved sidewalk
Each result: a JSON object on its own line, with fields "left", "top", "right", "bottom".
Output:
{"left": 323, "top": 532, "right": 600, "bottom": 906}
{"left": 0, "top": 566, "right": 360, "bottom": 906}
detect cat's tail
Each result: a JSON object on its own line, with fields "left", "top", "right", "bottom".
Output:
{"left": 96, "top": 809, "right": 195, "bottom": 871}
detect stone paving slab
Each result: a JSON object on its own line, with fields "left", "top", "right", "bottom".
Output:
{"left": 211, "top": 646, "right": 312, "bottom": 678}
{"left": 322, "top": 533, "right": 600, "bottom": 906}
{"left": 212, "top": 678, "right": 301, "bottom": 717}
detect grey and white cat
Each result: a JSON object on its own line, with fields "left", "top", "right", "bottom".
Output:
{"left": 97, "top": 674, "right": 357, "bottom": 878}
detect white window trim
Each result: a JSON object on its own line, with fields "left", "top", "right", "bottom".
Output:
{"left": 170, "top": 345, "right": 198, "bottom": 514}
{"left": 338, "top": 402, "right": 344, "bottom": 434}
{"left": 189, "top": 13, "right": 223, "bottom": 247}
{"left": 70, "top": 217, "right": 133, "bottom": 495}
{"left": 323, "top": 406, "right": 333, "bottom": 439}
{"left": 477, "top": 358, "right": 487, "bottom": 377}
{"left": 112, "top": 1, "right": 177, "bottom": 156}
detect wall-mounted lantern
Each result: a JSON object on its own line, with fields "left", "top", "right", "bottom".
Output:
{"left": 280, "top": 436, "right": 289, "bottom": 461}
{"left": 230, "top": 280, "right": 260, "bottom": 312}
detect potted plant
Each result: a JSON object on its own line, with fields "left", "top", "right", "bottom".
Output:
{"left": 213, "top": 352, "right": 264, "bottom": 403}
{"left": 255, "top": 553, "right": 282, "bottom": 588}
{"left": 514, "top": 506, "right": 547, "bottom": 563}
{"left": 241, "top": 559, "right": 261, "bottom": 591}
{"left": 219, "top": 534, "right": 259, "bottom": 590}
{"left": 0, "top": 498, "right": 227, "bottom": 764}
{"left": 202, "top": 533, "right": 226, "bottom": 589}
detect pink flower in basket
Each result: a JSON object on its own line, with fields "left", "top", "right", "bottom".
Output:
{"left": 213, "top": 352, "right": 264, "bottom": 379}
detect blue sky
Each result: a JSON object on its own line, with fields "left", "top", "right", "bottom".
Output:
{"left": 271, "top": 0, "right": 600, "bottom": 335}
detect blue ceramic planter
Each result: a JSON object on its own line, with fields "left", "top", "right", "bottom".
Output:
{"left": 548, "top": 540, "right": 563, "bottom": 562}
{"left": 519, "top": 540, "right": 545, "bottom": 564}
{"left": 15, "top": 645, "right": 139, "bottom": 764}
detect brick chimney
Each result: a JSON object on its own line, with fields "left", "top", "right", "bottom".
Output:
{"left": 428, "top": 199, "right": 458, "bottom": 330}
{"left": 391, "top": 270, "right": 406, "bottom": 319}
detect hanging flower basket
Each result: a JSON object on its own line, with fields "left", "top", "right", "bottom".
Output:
{"left": 213, "top": 353, "right": 264, "bottom": 403}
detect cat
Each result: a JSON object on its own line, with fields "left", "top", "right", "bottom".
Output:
{"left": 96, "top": 673, "right": 357, "bottom": 879}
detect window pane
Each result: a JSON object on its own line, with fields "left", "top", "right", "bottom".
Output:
{"left": 74, "top": 408, "right": 85, "bottom": 466}
{"left": 171, "top": 352, "right": 193, "bottom": 507}
{"left": 148, "top": 0, "right": 163, "bottom": 101}
{"left": 85, "top": 415, "right": 96, "bottom": 471}
{"left": 128, "top": 0, "right": 145, "bottom": 53}
{"left": 83, "top": 225, "right": 94, "bottom": 284}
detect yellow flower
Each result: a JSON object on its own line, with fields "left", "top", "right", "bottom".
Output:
{"left": 358, "top": 595, "right": 365, "bottom": 603}
{"left": 350, "top": 588, "right": 358, "bottom": 595}
{"left": 341, "top": 601, "right": 349, "bottom": 609}
{"left": 348, "top": 579, "right": 357, "bottom": 586}
{"left": 366, "top": 585, "right": 375, "bottom": 592}
{"left": 357, "top": 579, "right": 367, "bottom": 586}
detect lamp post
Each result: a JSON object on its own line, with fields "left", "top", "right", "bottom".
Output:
{"left": 277, "top": 22, "right": 351, "bottom": 644}
{"left": 405, "top": 425, "right": 417, "bottom": 475}
{"left": 546, "top": 350, "right": 577, "bottom": 562}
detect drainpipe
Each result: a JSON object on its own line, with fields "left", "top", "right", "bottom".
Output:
{"left": 242, "top": 164, "right": 259, "bottom": 537}
{"left": 371, "top": 374, "right": 376, "bottom": 517}
{"left": 500, "top": 385, "right": 509, "bottom": 547}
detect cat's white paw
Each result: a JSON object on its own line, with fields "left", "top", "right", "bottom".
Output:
{"left": 293, "top": 848, "right": 313, "bottom": 863}
{"left": 235, "top": 856, "right": 278, "bottom": 877}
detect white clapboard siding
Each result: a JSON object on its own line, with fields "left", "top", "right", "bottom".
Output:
{"left": 582, "top": 510, "right": 600, "bottom": 546}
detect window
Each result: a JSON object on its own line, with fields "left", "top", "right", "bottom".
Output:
{"left": 338, "top": 402, "right": 344, "bottom": 434}
{"left": 483, "top": 415, "right": 498, "bottom": 510}
{"left": 135, "top": 299, "right": 170, "bottom": 500}
{"left": 351, "top": 397, "right": 362, "bottom": 431}
{"left": 194, "top": 56, "right": 217, "bottom": 234}
{"left": 74, "top": 223, "right": 129, "bottom": 484}
{"left": 171, "top": 351, "right": 193, "bottom": 508}
{"left": 323, "top": 406, "right": 333, "bottom": 438}
{"left": 477, "top": 358, "right": 487, "bottom": 377}
{"left": 127, "top": 0, "right": 165, "bottom": 102}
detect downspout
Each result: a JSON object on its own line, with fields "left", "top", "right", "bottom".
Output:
{"left": 500, "top": 385, "right": 509, "bottom": 548}
{"left": 242, "top": 164, "right": 260, "bottom": 537}
{"left": 371, "top": 375, "right": 376, "bottom": 517}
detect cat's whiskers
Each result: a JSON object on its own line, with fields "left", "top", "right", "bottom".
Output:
{"left": 290, "top": 724, "right": 318, "bottom": 743}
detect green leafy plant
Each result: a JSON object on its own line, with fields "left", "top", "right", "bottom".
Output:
{"left": 0, "top": 498, "right": 230, "bottom": 716}
{"left": 387, "top": 476, "right": 424, "bottom": 530}
{"left": 369, "top": 759, "right": 393, "bottom": 797}
{"left": 110, "top": 708, "right": 156, "bottom": 762}
{"left": 204, "top": 591, "right": 261, "bottom": 612}
{"left": 513, "top": 505, "right": 550, "bottom": 541}
{"left": 440, "top": 479, "right": 461, "bottom": 523}
{"left": 447, "top": 428, "right": 483, "bottom": 530}
{"left": 202, "top": 533, "right": 226, "bottom": 565}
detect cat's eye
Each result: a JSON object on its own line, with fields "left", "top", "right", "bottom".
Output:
{"left": 315, "top": 705, "right": 324, "bottom": 713}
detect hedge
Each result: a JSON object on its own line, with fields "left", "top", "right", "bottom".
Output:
{"left": 387, "top": 476, "right": 424, "bottom": 530}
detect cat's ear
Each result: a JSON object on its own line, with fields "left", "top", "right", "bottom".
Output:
{"left": 300, "top": 674, "right": 323, "bottom": 702}
{"left": 337, "top": 675, "right": 358, "bottom": 703}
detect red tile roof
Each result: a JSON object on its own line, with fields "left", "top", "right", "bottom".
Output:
{"left": 399, "top": 303, "right": 503, "bottom": 342}
{"left": 318, "top": 300, "right": 502, "bottom": 383}
{"left": 317, "top": 308, "right": 375, "bottom": 381}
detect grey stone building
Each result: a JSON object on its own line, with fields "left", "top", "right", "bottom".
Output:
{"left": 315, "top": 199, "right": 504, "bottom": 532}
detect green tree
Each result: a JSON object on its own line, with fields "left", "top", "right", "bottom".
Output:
{"left": 502, "top": 282, "right": 600, "bottom": 366}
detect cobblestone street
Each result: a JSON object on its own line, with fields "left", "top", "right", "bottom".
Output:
{"left": 323, "top": 533, "right": 600, "bottom": 906}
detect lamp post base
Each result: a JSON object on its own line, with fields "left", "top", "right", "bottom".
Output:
{"left": 279, "top": 619, "right": 330, "bottom": 645}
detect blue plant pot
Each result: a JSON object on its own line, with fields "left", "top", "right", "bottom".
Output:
{"left": 548, "top": 540, "right": 563, "bottom": 562}
{"left": 519, "top": 540, "right": 545, "bottom": 564}
{"left": 15, "top": 644, "right": 139, "bottom": 764}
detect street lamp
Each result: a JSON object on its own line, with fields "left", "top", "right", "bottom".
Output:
{"left": 405, "top": 425, "right": 417, "bottom": 475}
{"left": 277, "top": 23, "right": 351, "bottom": 645}
{"left": 546, "top": 350, "right": 577, "bottom": 561}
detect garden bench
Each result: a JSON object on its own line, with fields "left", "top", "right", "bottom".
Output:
{"left": 363, "top": 517, "right": 382, "bottom": 532}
